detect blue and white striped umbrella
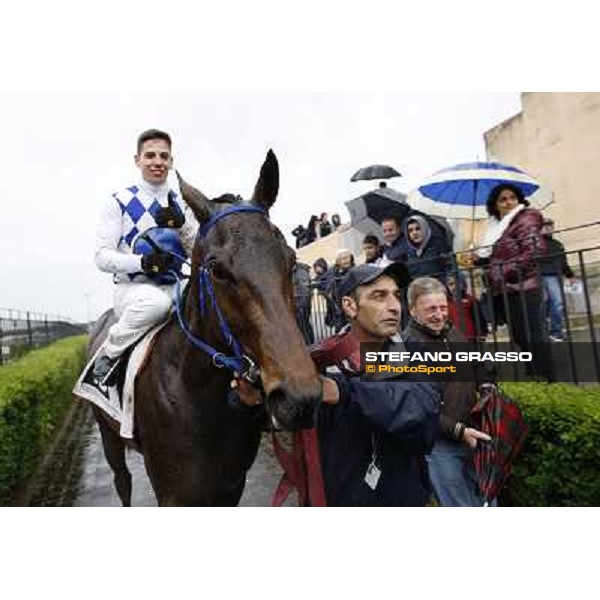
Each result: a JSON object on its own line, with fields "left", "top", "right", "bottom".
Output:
{"left": 407, "top": 161, "right": 554, "bottom": 221}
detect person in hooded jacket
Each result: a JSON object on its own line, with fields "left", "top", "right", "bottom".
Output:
{"left": 401, "top": 215, "right": 450, "bottom": 281}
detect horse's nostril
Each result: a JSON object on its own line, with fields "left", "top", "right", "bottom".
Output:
{"left": 267, "top": 388, "right": 286, "bottom": 406}
{"left": 267, "top": 387, "right": 318, "bottom": 430}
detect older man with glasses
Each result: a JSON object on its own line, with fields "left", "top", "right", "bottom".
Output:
{"left": 403, "top": 276, "right": 491, "bottom": 507}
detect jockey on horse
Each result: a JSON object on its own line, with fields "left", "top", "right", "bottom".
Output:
{"left": 80, "top": 141, "right": 322, "bottom": 506}
{"left": 92, "top": 128, "right": 198, "bottom": 385}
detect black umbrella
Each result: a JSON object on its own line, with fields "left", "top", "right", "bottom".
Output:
{"left": 350, "top": 164, "right": 401, "bottom": 182}
{"left": 345, "top": 187, "right": 410, "bottom": 239}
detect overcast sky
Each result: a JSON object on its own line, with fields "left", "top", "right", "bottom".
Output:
{"left": 0, "top": 92, "right": 522, "bottom": 322}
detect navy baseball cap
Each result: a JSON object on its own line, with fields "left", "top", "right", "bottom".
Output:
{"left": 338, "top": 262, "right": 411, "bottom": 299}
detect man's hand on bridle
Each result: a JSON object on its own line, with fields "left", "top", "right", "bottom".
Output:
{"left": 231, "top": 375, "right": 264, "bottom": 406}
{"left": 320, "top": 376, "right": 340, "bottom": 404}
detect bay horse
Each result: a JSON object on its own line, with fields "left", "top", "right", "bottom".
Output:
{"left": 88, "top": 150, "right": 322, "bottom": 506}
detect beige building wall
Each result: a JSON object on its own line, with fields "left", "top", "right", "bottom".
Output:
{"left": 483, "top": 92, "right": 600, "bottom": 256}
{"left": 296, "top": 224, "right": 365, "bottom": 271}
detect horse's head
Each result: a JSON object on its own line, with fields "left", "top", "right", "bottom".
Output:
{"left": 178, "top": 151, "right": 322, "bottom": 430}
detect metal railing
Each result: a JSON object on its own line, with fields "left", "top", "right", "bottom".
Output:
{"left": 293, "top": 222, "right": 600, "bottom": 384}
{"left": 0, "top": 308, "right": 87, "bottom": 365}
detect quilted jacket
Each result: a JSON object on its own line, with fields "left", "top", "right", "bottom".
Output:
{"left": 487, "top": 208, "right": 547, "bottom": 294}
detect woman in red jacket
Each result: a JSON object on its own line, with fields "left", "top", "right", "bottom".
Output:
{"left": 477, "top": 184, "right": 554, "bottom": 381}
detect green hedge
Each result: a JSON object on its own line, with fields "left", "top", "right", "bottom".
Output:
{"left": 500, "top": 382, "right": 600, "bottom": 506}
{"left": 0, "top": 335, "right": 88, "bottom": 506}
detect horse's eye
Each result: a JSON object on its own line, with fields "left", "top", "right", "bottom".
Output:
{"left": 208, "top": 261, "right": 229, "bottom": 281}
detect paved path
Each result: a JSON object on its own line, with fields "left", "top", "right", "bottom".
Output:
{"left": 22, "top": 401, "right": 289, "bottom": 507}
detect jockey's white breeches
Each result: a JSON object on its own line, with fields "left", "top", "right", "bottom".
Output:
{"left": 104, "top": 282, "right": 174, "bottom": 359}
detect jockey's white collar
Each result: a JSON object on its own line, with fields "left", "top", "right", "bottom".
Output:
{"left": 139, "top": 178, "right": 170, "bottom": 198}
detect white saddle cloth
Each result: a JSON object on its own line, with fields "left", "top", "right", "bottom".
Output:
{"left": 72, "top": 321, "right": 167, "bottom": 439}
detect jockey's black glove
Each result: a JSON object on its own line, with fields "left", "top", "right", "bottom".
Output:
{"left": 155, "top": 206, "right": 185, "bottom": 228}
{"left": 141, "top": 252, "right": 175, "bottom": 275}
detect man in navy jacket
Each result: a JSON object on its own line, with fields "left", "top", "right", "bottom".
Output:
{"left": 381, "top": 216, "right": 405, "bottom": 263}
{"left": 317, "top": 264, "right": 440, "bottom": 506}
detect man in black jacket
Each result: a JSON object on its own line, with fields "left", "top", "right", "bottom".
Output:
{"left": 317, "top": 264, "right": 440, "bottom": 506}
{"left": 381, "top": 216, "right": 405, "bottom": 263}
{"left": 540, "top": 219, "right": 576, "bottom": 342}
{"left": 402, "top": 276, "right": 491, "bottom": 506}
{"left": 232, "top": 263, "right": 440, "bottom": 506}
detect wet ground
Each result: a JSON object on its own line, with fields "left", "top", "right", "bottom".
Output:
{"left": 19, "top": 401, "right": 291, "bottom": 507}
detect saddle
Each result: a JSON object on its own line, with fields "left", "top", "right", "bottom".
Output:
{"left": 73, "top": 314, "right": 169, "bottom": 438}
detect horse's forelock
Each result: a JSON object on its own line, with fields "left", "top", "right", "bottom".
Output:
{"left": 212, "top": 193, "right": 243, "bottom": 205}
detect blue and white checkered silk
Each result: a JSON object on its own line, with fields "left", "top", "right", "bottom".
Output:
{"left": 112, "top": 184, "right": 183, "bottom": 282}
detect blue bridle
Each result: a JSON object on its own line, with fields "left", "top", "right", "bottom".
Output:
{"left": 172, "top": 204, "right": 268, "bottom": 383}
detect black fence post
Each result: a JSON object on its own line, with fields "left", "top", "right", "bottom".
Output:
{"left": 26, "top": 311, "right": 33, "bottom": 349}
{"left": 561, "top": 250, "right": 579, "bottom": 384}
{"left": 577, "top": 252, "right": 600, "bottom": 383}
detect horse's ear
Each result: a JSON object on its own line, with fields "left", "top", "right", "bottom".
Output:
{"left": 176, "top": 171, "right": 211, "bottom": 223}
{"left": 251, "top": 149, "right": 279, "bottom": 211}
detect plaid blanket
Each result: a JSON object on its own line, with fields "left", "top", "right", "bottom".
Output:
{"left": 470, "top": 384, "right": 529, "bottom": 504}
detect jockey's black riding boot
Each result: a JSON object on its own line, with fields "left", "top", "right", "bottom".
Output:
{"left": 93, "top": 352, "right": 119, "bottom": 387}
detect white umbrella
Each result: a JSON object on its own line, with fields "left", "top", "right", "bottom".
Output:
{"left": 407, "top": 161, "right": 554, "bottom": 221}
